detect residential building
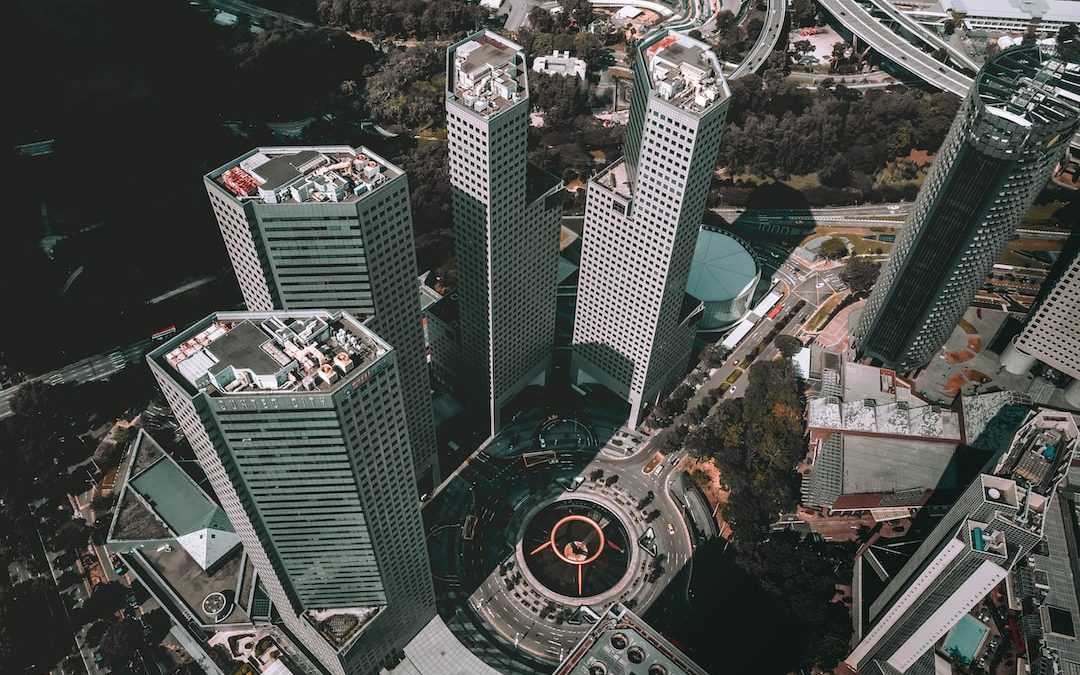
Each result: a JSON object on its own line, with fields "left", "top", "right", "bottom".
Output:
{"left": 844, "top": 408, "right": 1078, "bottom": 675}
{"left": 554, "top": 603, "right": 707, "bottom": 675}
{"left": 147, "top": 311, "right": 436, "bottom": 675}
{"left": 203, "top": 146, "right": 438, "bottom": 491}
{"left": 1001, "top": 248, "right": 1080, "bottom": 406}
{"left": 852, "top": 46, "right": 1080, "bottom": 372}
{"left": 446, "top": 31, "right": 564, "bottom": 437}
{"left": 571, "top": 30, "right": 731, "bottom": 426}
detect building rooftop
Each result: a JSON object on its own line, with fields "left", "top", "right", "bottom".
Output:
{"left": 976, "top": 46, "right": 1080, "bottom": 132}
{"left": 109, "top": 431, "right": 241, "bottom": 571}
{"left": 590, "top": 158, "right": 633, "bottom": 200}
{"left": 685, "top": 227, "right": 759, "bottom": 303}
{"left": 992, "top": 408, "right": 1077, "bottom": 499}
{"left": 944, "top": 0, "right": 1080, "bottom": 23}
{"left": 448, "top": 31, "right": 527, "bottom": 118}
{"left": 555, "top": 603, "right": 706, "bottom": 674}
{"left": 533, "top": 50, "right": 587, "bottom": 80}
{"left": 208, "top": 146, "right": 402, "bottom": 204}
{"left": 155, "top": 311, "right": 387, "bottom": 397}
{"left": 641, "top": 31, "right": 728, "bottom": 115}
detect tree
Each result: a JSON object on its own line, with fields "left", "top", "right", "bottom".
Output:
{"left": 82, "top": 582, "right": 127, "bottom": 622}
{"left": 819, "top": 153, "right": 852, "bottom": 188}
{"left": 839, "top": 256, "right": 881, "bottom": 296}
{"left": 818, "top": 237, "right": 848, "bottom": 260}
{"left": 790, "top": 0, "right": 817, "bottom": 27}
{"left": 774, "top": 335, "right": 803, "bottom": 358}
{"left": 793, "top": 40, "right": 813, "bottom": 55}
{"left": 1059, "top": 23, "right": 1079, "bottom": 52}
{"left": 99, "top": 619, "right": 144, "bottom": 667}
{"left": 53, "top": 519, "right": 92, "bottom": 552}
{"left": 366, "top": 44, "right": 445, "bottom": 129}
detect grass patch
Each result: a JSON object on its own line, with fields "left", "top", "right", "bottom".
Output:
{"left": 806, "top": 292, "right": 847, "bottom": 332}
{"left": 1022, "top": 200, "right": 1065, "bottom": 228}
{"left": 724, "top": 369, "right": 743, "bottom": 386}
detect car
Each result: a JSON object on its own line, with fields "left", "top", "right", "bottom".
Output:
{"left": 667, "top": 523, "right": 676, "bottom": 535}
{"left": 113, "top": 563, "right": 127, "bottom": 576}
{"left": 732, "top": 359, "right": 740, "bottom": 366}
{"left": 94, "top": 651, "right": 104, "bottom": 664}
{"left": 729, "top": 386, "right": 736, "bottom": 393}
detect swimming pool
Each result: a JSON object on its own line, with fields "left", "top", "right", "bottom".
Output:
{"left": 942, "top": 614, "right": 990, "bottom": 664}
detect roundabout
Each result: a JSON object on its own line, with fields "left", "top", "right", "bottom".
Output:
{"left": 520, "top": 498, "right": 634, "bottom": 602}
{"left": 423, "top": 404, "right": 698, "bottom": 672}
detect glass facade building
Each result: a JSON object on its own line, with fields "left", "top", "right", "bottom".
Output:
{"left": 854, "top": 47, "right": 1080, "bottom": 371}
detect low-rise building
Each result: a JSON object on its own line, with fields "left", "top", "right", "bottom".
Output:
{"left": 533, "top": 51, "right": 587, "bottom": 80}
{"left": 554, "top": 603, "right": 707, "bottom": 675}
{"left": 940, "top": 0, "right": 1080, "bottom": 37}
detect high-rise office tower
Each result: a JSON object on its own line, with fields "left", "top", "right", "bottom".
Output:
{"left": 203, "top": 147, "right": 438, "bottom": 490}
{"left": 147, "top": 311, "right": 436, "bottom": 675}
{"left": 853, "top": 47, "right": 1080, "bottom": 371}
{"left": 571, "top": 30, "right": 730, "bottom": 427}
{"left": 446, "top": 31, "right": 564, "bottom": 437}
{"left": 844, "top": 408, "right": 1077, "bottom": 675}
{"left": 1001, "top": 248, "right": 1080, "bottom": 405}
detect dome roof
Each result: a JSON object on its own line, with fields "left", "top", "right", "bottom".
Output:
{"left": 686, "top": 226, "right": 759, "bottom": 302}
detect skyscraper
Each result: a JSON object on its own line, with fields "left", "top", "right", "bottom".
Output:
{"left": 844, "top": 408, "right": 1077, "bottom": 675}
{"left": 1001, "top": 248, "right": 1080, "bottom": 405}
{"left": 571, "top": 30, "right": 730, "bottom": 426}
{"left": 147, "top": 311, "right": 436, "bottom": 675}
{"left": 853, "top": 47, "right": 1080, "bottom": 371}
{"left": 203, "top": 146, "right": 438, "bottom": 490}
{"left": 446, "top": 31, "right": 564, "bottom": 437}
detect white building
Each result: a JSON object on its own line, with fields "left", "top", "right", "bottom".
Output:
{"left": 533, "top": 51, "right": 587, "bottom": 80}
{"left": 1001, "top": 249, "right": 1080, "bottom": 406}
{"left": 941, "top": 0, "right": 1080, "bottom": 37}
{"left": 571, "top": 30, "right": 730, "bottom": 427}
{"left": 446, "top": 31, "right": 564, "bottom": 437}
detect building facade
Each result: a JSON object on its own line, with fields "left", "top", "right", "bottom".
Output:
{"left": 446, "top": 31, "right": 564, "bottom": 437}
{"left": 853, "top": 46, "right": 1080, "bottom": 372}
{"left": 147, "top": 311, "right": 436, "bottom": 675}
{"left": 845, "top": 408, "right": 1077, "bottom": 675}
{"left": 571, "top": 30, "right": 730, "bottom": 426}
{"left": 1001, "top": 248, "right": 1080, "bottom": 406}
{"left": 203, "top": 146, "right": 438, "bottom": 491}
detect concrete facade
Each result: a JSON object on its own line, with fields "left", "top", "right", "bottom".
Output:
{"left": 1002, "top": 249, "right": 1080, "bottom": 406}
{"left": 446, "top": 31, "right": 563, "bottom": 437}
{"left": 853, "top": 47, "right": 1080, "bottom": 372}
{"left": 846, "top": 408, "right": 1077, "bottom": 675}
{"left": 572, "top": 30, "right": 731, "bottom": 427}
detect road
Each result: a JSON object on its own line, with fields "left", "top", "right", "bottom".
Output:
{"left": 818, "top": 0, "right": 972, "bottom": 96}
{"left": 0, "top": 339, "right": 154, "bottom": 419}
{"left": 865, "top": 0, "right": 979, "bottom": 72}
{"left": 425, "top": 408, "right": 696, "bottom": 670}
{"left": 714, "top": 202, "right": 911, "bottom": 228}
{"left": 208, "top": 0, "right": 314, "bottom": 28}
{"left": 729, "top": 0, "right": 787, "bottom": 79}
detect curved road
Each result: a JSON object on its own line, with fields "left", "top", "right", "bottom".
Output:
{"left": 819, "top": 0, "right": 972, "bottom": 95}
{"left": 729, "top": 0, "right": 787, "bottom": 79}
{"left": 866, "top": 0, "right": 979, "bottom": 72}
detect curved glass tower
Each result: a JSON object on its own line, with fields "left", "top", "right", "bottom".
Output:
{"left": 854, "top": 47, "right": 1080, "bottom": 371}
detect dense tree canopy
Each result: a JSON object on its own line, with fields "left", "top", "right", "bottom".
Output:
{"left": 718, "top": 76, "right": 960, "bottom": 179}
{"left": 366, "top": 44, "right": 445, "bottom": 129}
{"left": 840, "top": 256, "right": 882, "bottom": 296}
{"left": 317, "top": 0, "right": 485, "bottom": 40}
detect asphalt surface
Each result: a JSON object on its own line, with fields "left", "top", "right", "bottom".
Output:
{"left": 0, "top": 339, "right": 154, "bottom": 419}
{"left": 424, "top": 406, "right": 695, "bottom": 671}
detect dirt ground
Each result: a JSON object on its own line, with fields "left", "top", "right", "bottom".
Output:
{"left": 680, "top": 456, "right": 732, "bottom": 538}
